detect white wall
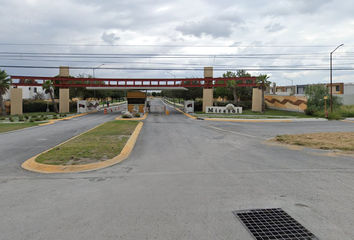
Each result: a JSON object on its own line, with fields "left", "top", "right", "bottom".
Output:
{"left": 344, "top": 84, "right": 354, "bottom": 94}
{"left": 3, "top": 86, "right": 50, "bottom": 100}
{"left": 338, "top": 95, "right": 354, "bottom": 105}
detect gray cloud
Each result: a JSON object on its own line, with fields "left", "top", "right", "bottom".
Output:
{"left": 176, "top": 18, "right": 234, "bottom": 38}
{"left": 101, "top": 32, "right": 120, "bottom": 45}
{"left": 0, "top": 0, "right": 352, "bottom": 85}
{"left": 264, "top": 23, "right": 284, "bottom": 32}
{"left": 262, "top": 0, "right": 333, "bottom": 17}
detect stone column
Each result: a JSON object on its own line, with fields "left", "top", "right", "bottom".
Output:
{"left": 10, "top": 88, "right": 23, "bottom": 115}
{"left": 59, "top": 66, "right": 70, "bottom": 113}
{"left": 202, "top": 67, "right": 214, "bottom": 112}
{"left": 59, "top": 66, "right": 70, "bottom": 77}
{"left": 59, "top": 89, "right": 70, "bottom": 113}
{"left": 252, "top": 88, "right": 262, "bottom": 112}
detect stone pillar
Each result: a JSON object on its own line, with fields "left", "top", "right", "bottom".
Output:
{"left": 59, "top": 66, "right": 70, "bottom": 77}
{"left": 252, "top": 88, "right": 262, "bottom": 112}
{"left": 203, "top": 89, "right": 213, "bottom": 113}
{"left": 59, "top": 89, "right": 70, "bottom": 113}
{"left": 204, "top": 67, "right": 213, "bottom": 78}
{"left": 202, "top": 67, "right": 214, "bottom": 112}
{"left": 10, "top": 88, "right": 23, "bottom": 115}
{"left": 58, "top": 66, "right": 70, "bottom": 113}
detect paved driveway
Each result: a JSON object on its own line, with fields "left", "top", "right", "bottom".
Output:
{"left": 1, "top": 101, "right": 353, "bottom": 239}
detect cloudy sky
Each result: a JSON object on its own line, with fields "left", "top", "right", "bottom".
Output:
{"left": 0, "top": 0, "right": 353, "bottom": 86}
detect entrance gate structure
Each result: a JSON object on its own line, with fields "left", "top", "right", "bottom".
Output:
{"left": 10, "top": 67, "right": 260, "bottom": 115}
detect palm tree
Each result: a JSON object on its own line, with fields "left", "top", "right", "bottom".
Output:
{"left": 256, "top": 74, "right": 271, "bottom": 113}
{"left": 43, "top": 80, "right": 59, "bottom": 113}
{"left": 0, "top": 69, "right": 10, "bottom": 116}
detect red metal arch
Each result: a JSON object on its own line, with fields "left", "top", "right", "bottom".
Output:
{"left": 10, "top": 76, "right": 258, "bottom": 88}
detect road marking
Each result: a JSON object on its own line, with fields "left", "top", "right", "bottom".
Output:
{"left": 209, "top": 126, "right": 268, "bottom": 140}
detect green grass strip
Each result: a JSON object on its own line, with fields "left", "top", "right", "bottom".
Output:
{"left": 35, "top": 121, "right": 139, "bottom": 165}
{"left": 0, "top": 123, "right": 42, "bottom": 133}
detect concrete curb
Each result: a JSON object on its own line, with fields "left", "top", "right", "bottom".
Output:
{"left": 21, "top": 122, "right": 144, "bottom": 174}
{"left": 115, "top": 113, "right": 148, "bottom": 121}
{"left": 173, "top": 106, "right": 335, "bottom": 123}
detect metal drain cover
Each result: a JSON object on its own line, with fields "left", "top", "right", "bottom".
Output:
{"left": 233, "top": 208, "right": 319, "bottom": 240}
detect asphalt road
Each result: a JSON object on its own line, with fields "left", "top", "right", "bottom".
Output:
{"left": 1, "top": 99, "right": 354, "bottom": 240}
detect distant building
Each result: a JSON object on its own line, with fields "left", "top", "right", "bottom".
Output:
{"left": 269, "top": 82, "right": 354, "bottom": 105}
{"left": 3, "top": 86, "right": 50, "bottom": 100}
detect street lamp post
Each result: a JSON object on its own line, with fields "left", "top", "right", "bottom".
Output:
{"left": 93, "top": 64, "right": 105, "bottom": 78}
{"left": 330, "top": 44, "right": 344, "bottom": 112}
{"left": 93, "top": 64, "right": 105, "bottom": 101}
{"left": 166, "top": 72, "right": 175, "bottom": 78}
{"left": 285, "top": 77, "right": 294, "bottom": 94}
{"left": 166, "top": 72, "right": 176, "bottom": 106}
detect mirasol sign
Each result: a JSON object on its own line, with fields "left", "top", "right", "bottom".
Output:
{"left": 206, "top": 106, "right": 242, "bottom": 114}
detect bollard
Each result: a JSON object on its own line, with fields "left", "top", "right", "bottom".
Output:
{"left": 111, "top": 109, "right": 113, "bottom": 112}
{"left": 104, "top": 108, "right": 107, "bottom": 114}
{"left": 166, "top": 110, "right": 169, "bottom": 115}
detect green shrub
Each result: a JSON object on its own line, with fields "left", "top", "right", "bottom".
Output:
{"left": 328, "top": 111, "right": 342, "bottom": 120}
{"left": 30, "top": 119, "right": 34, "bottom": 123}
{"left": 338, "top": 105, "right": 354, "bottom": 117}
{"left": 24, "top": 115, "right": 29, "bottom": 119}
{"left": 237, "top": 101, "right": 252, "bottom": 110}
{"left": 22, "top": 100, "right": 77, "bottom": 113}
{"left": 10, "top": 118, "right": 14, "bottom": 122}
{"left": 53, "top": 116, "right": 58, "bottom": 119}
{"left": 34, "top": 117, "right": 43, "bottom": 121}
{"left": 0, "top": 117, "right": 5, "bottom": 120}
{"left": 31, "top": 115, "right": 37, "bottom": 118}
{"left": 194, "top": 100, "right": 203, "bottom": 111}
{"left": 23, "top": 100, "right": 54, "bottom": 113}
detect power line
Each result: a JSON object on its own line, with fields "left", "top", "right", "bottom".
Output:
{"left": 1, "top": 43, "right": 349, "bottom": 48}
{"left": 1, "top": 65, "right": 353, "bottom": 71}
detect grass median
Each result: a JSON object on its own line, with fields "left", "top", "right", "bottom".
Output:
{"left": 36, "top": 121, "right": 139, "bottom": 165}
{"left": 193, "top": 109, "right": 312, "bottom": 119}
{"left": 0, "top": 122, "right": 42, "bottom": 133}
{"left": 273, "top": 132, "right": 354, "bottom": 151}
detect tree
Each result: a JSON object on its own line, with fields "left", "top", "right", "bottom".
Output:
{"left": 256, "top": 74, "right": 271, "bottom": 113}
{"left": 304, "top": 84, "right": 342, "bottom": 114}
{"left": 32, "top": 92, "right": 46, "bottom": 100}
{"left": 152, "top": 92, "right": 157, "bottom": 97}
{"left": 43, "top": 80, "right": 59, "bottom": 113}
{"left": 222, "top": 70, "right": 252, "bottom": 105}
{"left": 213, "top": 86, "right": 233, "bottom": 101}
{"left": 0, "top": 69, "right": 10, "bottom": 116}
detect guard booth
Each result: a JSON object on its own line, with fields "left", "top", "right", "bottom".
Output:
{"left": 127, "top": 92, "right": 146, "bottom": 113}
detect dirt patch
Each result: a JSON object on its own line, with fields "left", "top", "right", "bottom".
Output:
{"left": 272, "top": 132, "right": 354, "bottom": 152}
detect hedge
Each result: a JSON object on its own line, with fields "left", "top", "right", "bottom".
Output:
{"left": 22, "top": 100, "right": 77, "bottom": 113}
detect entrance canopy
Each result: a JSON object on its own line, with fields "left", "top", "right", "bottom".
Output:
{"left": 10, "top": 76, "right": 258, "bottom": 89}
{"left": 86, "top": 87, "right": 188, "bottom": 90}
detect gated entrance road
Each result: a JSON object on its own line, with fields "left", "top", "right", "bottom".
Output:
{"left": 1, "top": 102, "right": 354, "bottom": 240}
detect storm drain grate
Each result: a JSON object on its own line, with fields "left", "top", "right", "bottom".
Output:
{"left": 233, "top": 208, "right": 319, "bottom": 240}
